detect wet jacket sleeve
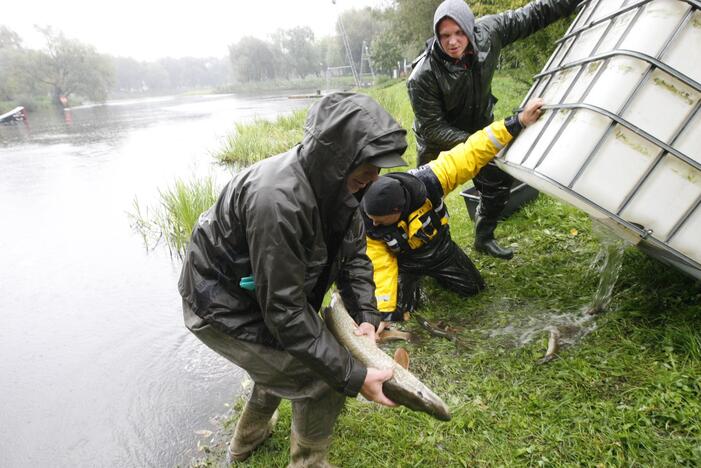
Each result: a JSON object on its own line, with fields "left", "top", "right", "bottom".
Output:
{"left": 246, "top": 192, "right": 366, "bottom": 397}
{"left": 366, "top": 237, "right": 398, "bottom": 313}
{"left": 428, "top": 119, "right": 514, "bottom": 196}
{"left": 335, "top": 212, "right": 383, "bottom": 329}
{"left": 407, "top": 69, "right": 470, "bottom": 150}
{"left": 484, "top": 0, "right": 580, "bottom": 48}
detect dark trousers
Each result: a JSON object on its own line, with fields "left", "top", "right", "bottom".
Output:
{"left": 183, "top": 301, "right": 345, "bottom": 442}
{"left": 473, "top": 161, "right": 513, "bottom": 220}
{"left": 397, "top": 239, "right": 485, "bottom": 312}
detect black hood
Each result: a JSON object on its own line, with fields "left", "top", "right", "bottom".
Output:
{"left": 298, "top": 92, "right": 408, "bottom": 233}
{"left": 386, "top": 172, "right": 428, "bottom": 218}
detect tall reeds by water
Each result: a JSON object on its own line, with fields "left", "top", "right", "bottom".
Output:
{"left": 130, "top": 176, "right": 218, "bottom": 257}
{"left": 217, "top": 109, "right": 306, "bottom": 166}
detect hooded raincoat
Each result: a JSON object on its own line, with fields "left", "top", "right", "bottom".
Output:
{"left": 178, "top": 92, "right": 408, "bottom": 397}
{"left": 407, "top": 0, "right": 580, "bottom": 160}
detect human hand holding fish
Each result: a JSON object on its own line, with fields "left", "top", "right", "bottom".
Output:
{"left": 325, "top": 292, "right": 452, "bottom": 421}
{"left": 353, "top": 321, "right": 397, "bottom": 406}
{"left": 361, "top": 367, "right": 398, "bottom": 407}
{"left": 353, "top": 321, "right": 379, "bottom": 343}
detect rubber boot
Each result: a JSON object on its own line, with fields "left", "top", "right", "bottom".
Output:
{"left": 287, "top": 431, "right": 335, "bottom": 468}
{"left": 474, "top": 213, "right": 513, "bottom": 260}
{"left": 287, "top": 386, "right": 345, "bottom": 468}
{"left": 226, "top": 386, "right": 281, "bottom": 463}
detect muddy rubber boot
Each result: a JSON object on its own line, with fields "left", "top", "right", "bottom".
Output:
{"left": 287, "top": 386, "right": 345, "bottom": 468}
{"left": 287, "top": 431, "right": 335, "bottom": 468}
{"left": 226, "top": 387, "right": 281, "bottom": 463}
{"left": 473, "top": 213, "right": 513, "bottom": 260}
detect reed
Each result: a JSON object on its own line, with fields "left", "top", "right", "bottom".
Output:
{"left": 130, "top": 176, "right": 218, "bottom": 257}
{"left": 217, "top": 109, "right": 306, "bottom": 166}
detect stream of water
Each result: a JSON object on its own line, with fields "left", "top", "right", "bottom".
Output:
{"left": 487, "top": 218, "right": 630, "bottom": 355}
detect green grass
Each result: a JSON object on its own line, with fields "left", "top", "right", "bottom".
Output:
{"left": 491, "top": 73, "right": 534, "bottom": 117}
{"left": 217, "top": 109, "right": 307, "bottom": 166}
{"left": 141, "top": 73, "right": 701, "bottom": 466}
{"left": 129, "top": 176, "right": 219, "bottom": 257}
{"left": 1, "top": 95, "right": 54, "bottom": 112}
{"left": 193, "top": 194, "right": 701, "bottom": 468}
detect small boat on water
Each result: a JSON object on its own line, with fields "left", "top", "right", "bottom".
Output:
{"left": 0, "top": 106, "right": 26, "bottom": 124}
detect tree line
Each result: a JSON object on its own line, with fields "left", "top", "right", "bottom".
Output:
{"left": 1, "top": 0, "right": 572, "bottom": 108}
{"left": 223, "top": 0, "right": 572, "bottom": 84}
{"left": 0, "top": 26, "right": 231, "bottom": 109}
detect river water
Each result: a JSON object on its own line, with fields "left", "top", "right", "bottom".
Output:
{"left": 0, "top": 93, "right": 314, "bottom": 467}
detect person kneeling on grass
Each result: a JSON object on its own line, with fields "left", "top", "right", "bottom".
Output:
{"left": 362, "top": 98, "right": 544, "bottom": 333}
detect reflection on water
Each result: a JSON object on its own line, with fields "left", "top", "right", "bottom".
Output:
{"left": 0, "top": 92, "right": 313, "bottom": 467}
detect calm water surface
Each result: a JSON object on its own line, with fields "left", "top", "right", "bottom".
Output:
{"left": 0, "top": 93, "right": 314, "bottom": 467}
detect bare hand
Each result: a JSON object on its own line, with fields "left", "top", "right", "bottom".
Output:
{"left": 376, "top": 321, "right": 389, "bottom": 336}
{"left": 354, "top": 321, "right": 378, "bottom": 343}
{"left": 518, "top": 98, "right": 545, "bottom": 127}
{"left": 360, "top": 367, "right": 397, "bottom": 407}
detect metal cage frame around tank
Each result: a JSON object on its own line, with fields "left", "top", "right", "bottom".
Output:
{"left": 499, "top": 0, "right": 701, "bottom": 278}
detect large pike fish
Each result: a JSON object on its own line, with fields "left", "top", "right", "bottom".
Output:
{"left": 324, "top": 292, "right": 451, "bottom": 421}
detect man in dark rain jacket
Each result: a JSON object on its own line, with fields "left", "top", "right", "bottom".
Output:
{"left": 178, "top": 93, "right": 408, "bottom": 466}
{"left": 407, "top": 0, "right": 580, "bottom": 260}
{"left": 363, "top": 99, "right": 544, "bottom": 324}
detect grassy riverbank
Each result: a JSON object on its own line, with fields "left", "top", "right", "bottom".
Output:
{"left": 156, "top": 75, "right": 701, "bottom": 466}
{"left": 192, "top": 202, "right": 701, "bottom": 467}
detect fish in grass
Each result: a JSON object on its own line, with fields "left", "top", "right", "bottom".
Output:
{"left": 324, "top": 292, "right": 451, "bottom": 421}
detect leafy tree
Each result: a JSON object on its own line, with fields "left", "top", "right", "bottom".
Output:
{"left": 498, "top": 15, "right": 573, "bottom": 82}
{"left": 112, "top": 56, "right": 146, "bottom": 93}
{"left": 27, "top": 26, "right": 114, "bottom": 105}
{"left": 336, "top": 8, "right": 386, "bottom": 71}
{"left": 316, "top": 35, "right": 344, "bottom": 70}
{"left": 111, "top": 56, "right": 231, "bottom": 94}
{"left": 391, "top": 0, "right": 443, "bottom": 59}
{"left": 273, "top": 26, "right": 319, "bottom": 78}
{"left": 200, "top": 58, "right": 232, "bottom": 88}
{"left": 0, "top": 26, "right": 24, "bottom": 101}
{"left": 160, "top": 57, "right": 210, "bottom": 89}
{"left": 0, "top": 25, "right": 22, "bottom": 49}
{"left": 143, "top": 61, "right": 171, "bottom": 91}
{"left": 370, "top": 29, "right": 404, "bottom": 75}
{"left": 228, "top": 36, "right": 277, "bottom": 82}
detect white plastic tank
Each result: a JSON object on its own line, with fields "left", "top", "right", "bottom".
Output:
{"left": 498, "top": 0, "right": 701, "bottom": 280}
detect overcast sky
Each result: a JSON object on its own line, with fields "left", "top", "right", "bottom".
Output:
{"left": 4, "top": 0, "right": 388, "bottom": 61}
